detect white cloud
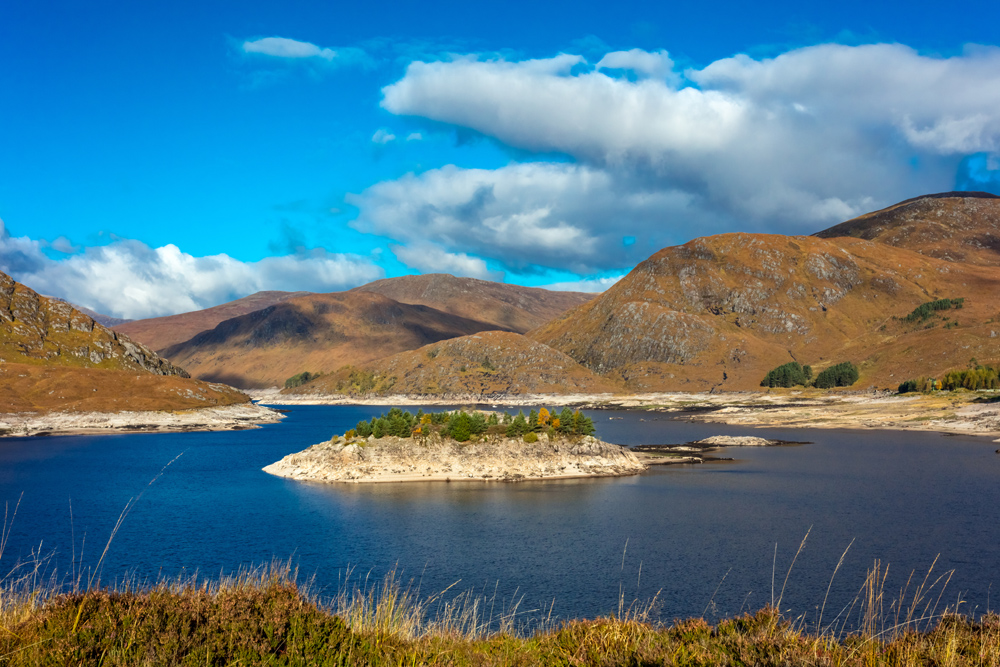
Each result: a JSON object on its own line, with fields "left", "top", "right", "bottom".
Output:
{"left": 350, "top": 162, "right": 710, "bottom": 274}
{"left": 243, "top": 37, "right": 336, "bottom": 60}
{"left": 539, "top": 275, "right": 624, "bottom": 293}
{"left": 596, "top": 49, "right": 675, "bottom": 81}
{"left": 48, "top": 236, "right": 79, "bottom": 254}
{"left": 391, "top": 243, "right": 503, "bottom": 281}
{"left": 371, "top": 128, "right": 396, "bottom": 144}
{"left": 379, "top": 43, "right": 1000, "bottom": 252}
{"left": 0, "top": 221, "right": 383, "bottom": 320}
{"left": 240, "top": 37, "right": 370, "bottom": 70}
{"left": 405, "top": 132, "right": 423, "bottom": 141}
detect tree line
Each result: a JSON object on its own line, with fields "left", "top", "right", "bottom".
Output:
{"left": 346, "top": 407, "right": 596, "bottom": 443}
{"left": 898, "top": 361, "right": 1000, "bottom": 393}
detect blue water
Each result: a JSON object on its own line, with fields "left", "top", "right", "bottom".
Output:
{"left": 1, "top": 405, "right": 998, "bottom": 626}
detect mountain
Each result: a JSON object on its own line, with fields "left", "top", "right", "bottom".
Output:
{"left": 529, "top": 226, "right": 1000, "bottom": 391}
{"left": 288, "top": 330, "right": 621, "bottom": 398}
{"left": 351, "top": 274, "right": 596, "bottom": 333}
{"left": 160, "top": 291, "right": 513, "bottom": 388}
{"left": 115, "top": 290, "right": 313, "bottom": 352}
{"left": 815, "top": 192, "right": 1000, "bottom": 266}
{"left": 0, "top": 271, "right": 248, "bottom": 413}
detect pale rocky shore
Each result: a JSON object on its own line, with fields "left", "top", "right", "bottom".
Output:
{"left": 252, "top": 389, "right": 1000, "bottom": 441}
{"left": 0, "top": 403, "right": 284, "bottom": 437}
{"left": 263, "top": 432, "right": 646, "bottom": 484}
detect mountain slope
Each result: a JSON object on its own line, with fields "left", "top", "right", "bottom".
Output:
{"left": 1, "top": 271, "right": 186, "bottom": 376}
{"left": 160, "top": 291, "right": 512, "bottom": 388}
{"left": 351, "top": 274, "right": 596, "bottom": 333}
{"left": 115, "top": 290, "right": 313, "bottom": 352}
{"left": 0, "top": 271, "right": 248, "bottom": 413}
{"left": 287, "top": 330, "right": 622, "bottom": 397}
{"left": 815, "top": 192, "right": 1000, "bottom": 266}
{"left": 530, "top": 232, "right": 1000, "bottom": 391}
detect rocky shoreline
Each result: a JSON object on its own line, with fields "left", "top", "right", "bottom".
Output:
{"left": 263, "top": 432, "right": 646, "bottom": 483}
{"left": 0, "top": 403, "right": 284, "bottom": 437}
{"left": 251, "top": 389, "right": 1000, "bottom": 441}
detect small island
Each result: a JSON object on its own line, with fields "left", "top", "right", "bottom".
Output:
{"left": 264, "top": 407, "right": 646, "bottom": 483}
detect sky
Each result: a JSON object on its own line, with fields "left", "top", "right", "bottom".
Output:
{"left": 3, "top": 0, "right": 1000, "bottom": 319}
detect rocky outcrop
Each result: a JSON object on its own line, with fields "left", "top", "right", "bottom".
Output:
{"left": 0, "top": 271, "right": 187, "bottom": 376}
{"left": 263, "top": 432, "right": 646, "bottom": 483}
{"left": 693, "top": 435, "right": 776, "bottom": 447}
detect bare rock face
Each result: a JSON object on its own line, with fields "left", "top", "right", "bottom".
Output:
{"left": 263, "top": 432, "right": 646, "bottom": 483}
{"left": 0, "top": 271, "right": 188, "bottom": 376}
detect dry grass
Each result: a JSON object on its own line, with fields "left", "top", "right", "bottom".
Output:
{"left": 0, "top": 552, "right": 997, "bottom": 666}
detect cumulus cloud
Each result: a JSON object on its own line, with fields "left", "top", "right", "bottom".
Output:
{"left": 391, "top": 243, "right": 503, "bottom": 281}
{"left": 371, "top": 128, "right": 396, "bottom": 144}
{"left": 0, "top": 221, "right": 383, "bottom": 320}
{"left": 350, "top": 162, "right": 703, "bottom": 273}
{"left": 372, "top": 43, "right": 1000, "bottom": 274}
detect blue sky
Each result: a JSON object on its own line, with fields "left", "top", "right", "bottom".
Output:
{"left": 3, "top": 0, "right": 1000, "bottom": 318}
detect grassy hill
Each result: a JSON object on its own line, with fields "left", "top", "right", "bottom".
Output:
{"left": 815, "top": 191, "right": 1000, "bottom": 266}
{"left": 351, "top": 273, "right": 595, "bottom": 333}
{"left": 530, "top": 225, "right": 1000, "bottom": 391}
{"left": 286, "top": 330, "right": 621, "bottom": 397}
{"left": 160, "top": 291, "right": 516, "bottom": 388}
{"left": 114, "top": 290, "right": 313, "bottom": 352}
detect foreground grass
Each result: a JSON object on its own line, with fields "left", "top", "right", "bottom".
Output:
{"left": 1, "top": 565, "right": 998, "bottom": 666}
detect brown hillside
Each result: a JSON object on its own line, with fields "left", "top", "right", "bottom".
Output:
{"left": 288, "top": 330, "right": 621, "bottom": 398}
{"left": 0, "top": 271, "right": 250, "bottom": 414}
{"left": 0, "top": 363, "right": 248, "bottom": 414}
{"left": 529, "top": 233, "right": 1000, "bottom": 391}
{"left": 351, "top": 274, "right": 596, "bottom": 333}
{"left": 161, "top": 291, "right": 511, "bottom": 388}
{"left": 815, "top": 192, "right": 1000, "bottom": 266}
{"left": 115, "top": 290, "right": 313, "bottom": 352}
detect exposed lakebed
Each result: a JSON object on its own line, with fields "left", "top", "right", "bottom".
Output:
{"left": 0, "top": 405, "right": 997, "bottom": 624}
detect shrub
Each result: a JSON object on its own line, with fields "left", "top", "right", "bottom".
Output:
{"left": 814, "top": 362, "right": 859, "bottom": 389}
{"left": 523, "top": 432, "right": 538, "bottom": 443}
{"left": 284, "top": 371, "right": 316, "bottom": 388}
{"left": 760, "top": 362, "right": 811, "bottom": 388}
{"left": 898, "top": 379, "right": 919, "bottom": 394}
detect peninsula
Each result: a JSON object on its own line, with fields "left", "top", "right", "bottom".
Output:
{"left": 263, "top": 407, "right": 646, "bottom": 483}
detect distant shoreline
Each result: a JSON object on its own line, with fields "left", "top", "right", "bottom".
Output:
{"left": 0, "top": 403, "right": 284, "bottom": 438}
{"left": 253, "top": 389, "right": 1000, "bottom": 441}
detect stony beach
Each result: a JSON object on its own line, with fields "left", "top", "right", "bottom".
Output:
{"left": 0, "top": 403, "right": 284, "bottom": 437}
